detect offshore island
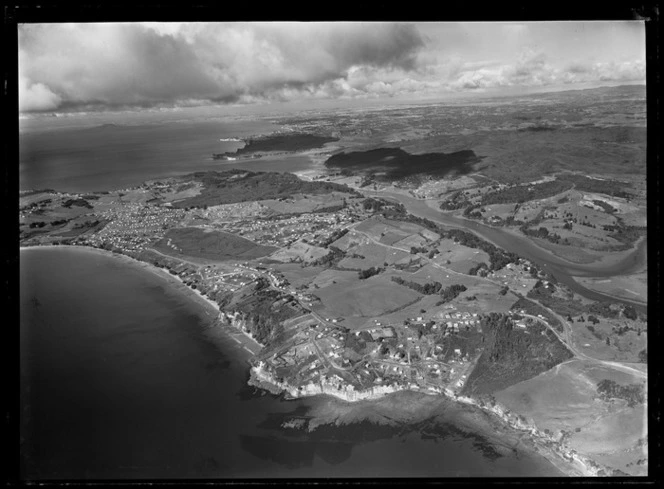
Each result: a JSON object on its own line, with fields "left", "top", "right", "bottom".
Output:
{"left": 20, "top": 86, "right": 648, "bottom": 478}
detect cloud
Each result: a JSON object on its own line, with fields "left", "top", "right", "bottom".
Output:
{"left": 18, "top": 22, "right": 425, "bottom": 112}
{"left": 18, "top": 75, "right": 62, "bottom": 111}
{"left": 447, "top": 51, "right": 553, "bottom": 91}
{"left": 18, "top": 22, "right": 646, "bottom": 112}
{"left": 448, "top": 50, "right": 645, "bottom": 91}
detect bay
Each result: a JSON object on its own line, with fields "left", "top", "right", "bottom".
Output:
{"left": 19, "top": 247, "right": 564, "bottom": 479}
{"left": 19, "top": 116, "right": 313, "bottom": 193}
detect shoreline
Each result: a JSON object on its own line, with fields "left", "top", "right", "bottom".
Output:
{"left": 378, "top": 192, "right": 646, "bottom": 279}
{"left": 573, "top": 279, "right": 648, "bottom": 307}
{"left": 21, "top": 244, "right": 600, "bottom": 477}
{"left": 444, "top": 210, "right": 647, "bottom": 274}
{"left": 501, "top": 228, "right": 648, "bottom": 273}
{"left": 248, "top": 363, "right": 600, "bottom": 477}
{"left": 20, "top": 244, "right": 266, "bottom": 356}
{"left": 21, "top": 244, "right": 219, "bottom": 319}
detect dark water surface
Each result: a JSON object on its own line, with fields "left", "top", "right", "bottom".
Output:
{"left": 20, "top": 247, "right": 564, "bottom": 479}
{"left": 382, "top": 193, "right": 647, "bottom": 312}
{"left": 19, "top": 119, "right": 315, "bottom": 193}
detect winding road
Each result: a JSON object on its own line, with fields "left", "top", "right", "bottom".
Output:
{"left": 351, "top": 189, "right": 647, "bottom": 382}
{"left": 375, "top": 191, "right": 647, "bottom": 313}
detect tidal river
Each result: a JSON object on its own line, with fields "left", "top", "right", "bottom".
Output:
{"left": 382, "top": 193, "right": 647, "bottom": 313}
{"left": 19, "top": 246, "right": 564, "bottom": 479}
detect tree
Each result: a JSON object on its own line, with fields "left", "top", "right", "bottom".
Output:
{"left": 623, "top": 305, "right": 638, "bottom": 320}
{"left": 358, "top": 267, "right": 382, "bottom": 279}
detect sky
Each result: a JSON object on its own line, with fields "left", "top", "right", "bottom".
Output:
{"left": 18, "top": 21, "right": 646, "bottom": 114}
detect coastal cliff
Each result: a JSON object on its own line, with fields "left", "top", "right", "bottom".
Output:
{"left": 247, "top": 360, "right": 604, "bottom": 476}
{"left": 248, "top": 362, "right": 405, "bottom": 402}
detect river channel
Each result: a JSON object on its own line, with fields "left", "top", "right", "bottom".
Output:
{"left": 381, "top": 192, "right": 647, "bottom": 314}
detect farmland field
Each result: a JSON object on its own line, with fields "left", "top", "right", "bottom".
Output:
{"left": 337, "top": 242, "right": 410, "bottom": 269}
{"left": 152, "top": 227, "right": 278, "bottom": 261}
{"left": 313, "top": 274, "right": 422, "bottom": 317}
{"left": 270, "top": 240, "right": 329, "bottom": 263}
{"left": 260, "top": 193, "right": 354, "bottom": 214}
{"left": 430, "top": 238, "right": 490, "bottom": 274}
{"left": 567, "top": 317, "right": 647, "bottom": 363}
{"left": 379, "top": 230, "right": 411, "bottom": 246}
{"left": 494, "top": 358, "right": 646, "bottom": 475}
{"left": 272, "top": 263, "right": 325, "bottom": 287}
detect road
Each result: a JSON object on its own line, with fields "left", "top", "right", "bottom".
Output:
{"left": 373, "top": 190, "right": 647, "bottom": 313}
{"left": 159, "top": 193, "right": 647, "bottom": 384}
{"left": 520, "top": 308, "right": 646, "bottom": 380}
{"left": 351, "top": 192, "right": 648, "bottom": 381}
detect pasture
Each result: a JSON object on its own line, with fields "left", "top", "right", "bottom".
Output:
{"left": 378, "top": 230, "right": 411, "bottom": 246}
{"left": 430, "top": 238, "right": 490, "bottom": 274}
{"left": 314, "top": 274, "right": 422, "bottom": 318}
{"left": 270, "top": 240, "right": 329, "bottom": 263}
{"left": 272, "top": 263, "right": 325, "bottom": 288}
{"left": 391, "top": 233, "right": 429, "bottom": 250}
{"left": 337, "top": 242, "right": 410, "bottom": 269}
{"left": 153, "top": 227, "right": 278, "bottom": 261}
{"left": 309, "top": 269, "right": 359, "bottom": 289}
{"left": 259, "top": 192, "right": 354, "bottom": 214}
{"left": 353, "top": 217, "right": 398, "bottom": 239}
{"left": 329, "top": 230, "right": 369, "bottom": 251}
{"left": 568, "top": 317, "right": 647, "bottom": 363}
{"left": 495, "top": 358, "right": 647, "bottom": 473}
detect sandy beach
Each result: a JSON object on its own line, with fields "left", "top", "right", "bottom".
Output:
{"left": 20, "top": 245, "right": 264, "bottom": 356}
{"left": 19, "top": 245, "right": 596, "bottom": 477}
{"left": 499, "top": 227, "right": 647, "bottom": 272}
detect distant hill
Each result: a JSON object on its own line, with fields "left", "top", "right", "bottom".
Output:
{"left": 172, "top": 169, "right": 361, "bottom": 209}
{"left": 216, "top": 133, "right": 339, "bottom": 158}
{"left": 484, "top": 84, "right": 646, "bottom": 106}
{"left": 325, "top": 147, "right": 481, "bottom": 180}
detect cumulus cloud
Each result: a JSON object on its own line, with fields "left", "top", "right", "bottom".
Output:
{"left": 18, "top": 75, "right": 62, "bottom": 111}
{"left": 18, "top": 22, "right": 646, "bottom": 112}
{"left": 448, "top": 50, "right": 645, "bottom": 91}
{"left": 18, "top": 22, "right": 425, "bottom": 112}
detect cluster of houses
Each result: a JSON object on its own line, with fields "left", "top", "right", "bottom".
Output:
{"left": 435, "top": 311, "right": 480, "bottom": 333}
{"left": 219, "top": 210, "right": 354, "bottom": 249}
{"left": 87, "top": 203, "right": 184, "bottom": 253}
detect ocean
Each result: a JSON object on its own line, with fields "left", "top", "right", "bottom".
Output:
{"left": 19, "top": 247, "right": 564, "bottom": 479}
{"left": 19, "top": 112, "right": 315, "bottom": 193}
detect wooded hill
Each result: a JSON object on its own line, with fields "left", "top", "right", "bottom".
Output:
{"left": 172, "top": 170, "right": 361, "bottom": 209}
{"left": 463, "top": 312, "right": 573, "bottom": 395}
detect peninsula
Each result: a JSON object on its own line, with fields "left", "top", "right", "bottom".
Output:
{"left": 20, "top": 157, "right": 647, "bottom": 477}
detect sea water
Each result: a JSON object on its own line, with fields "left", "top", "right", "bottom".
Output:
{"left": 19, "top": 114, "right": 313, "bottom": 193}
{"left": 19, "top": 247, "right": 564, "bottom": 479}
